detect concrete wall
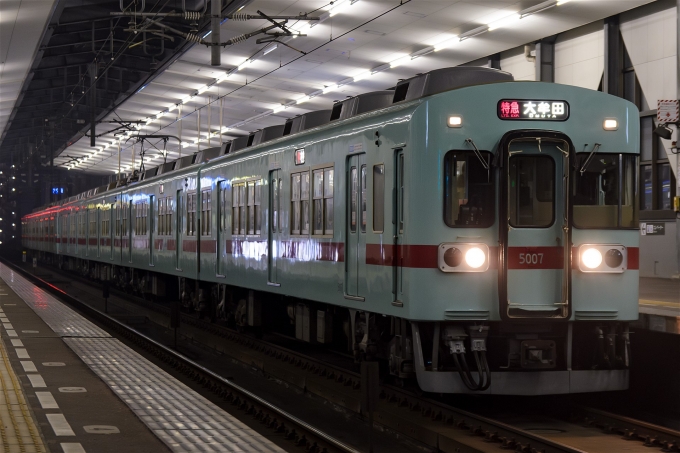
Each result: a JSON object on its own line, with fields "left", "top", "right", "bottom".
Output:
{"left": 554, "top": 21, "right": 605, "bottom": 90}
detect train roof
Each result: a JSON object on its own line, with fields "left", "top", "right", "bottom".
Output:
{"left": 33, "top": 66, "right": 516, "bottom": 213}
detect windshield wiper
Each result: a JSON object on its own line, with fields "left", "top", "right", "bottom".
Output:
{"left": 465, "top": 138, "right": 489, "bottom": 170}
{"left": 579, "top": 143, "right": 601, "bottom": 175}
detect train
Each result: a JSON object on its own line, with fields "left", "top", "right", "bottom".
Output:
{"left": 22, "top": 66, "right": 640, "bottom": 395}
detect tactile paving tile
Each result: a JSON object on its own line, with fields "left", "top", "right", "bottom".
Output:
{"left": 65, "top": 337, "right": 284, "bottom": 453}
{"left": 0, "top": 265, "right": 110, "bottom": 338}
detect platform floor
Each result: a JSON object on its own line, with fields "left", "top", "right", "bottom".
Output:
{"left": 0, "top": 264, "right": 285, "bottom": 453}
{"left": 637, "top": 277, "right": 679, "bottom": 334}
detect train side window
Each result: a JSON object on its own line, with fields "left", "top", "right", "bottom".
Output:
{"left": 202, "top": 189, "right": 212, "bottom": 236}
{"left": 143, "top": 202, "right": 148, "bottom": 235}
{"left": 301, "top": 172, "right": 310, "bottom": 235}
{"left": 324, "top": 168, "right": 334, "bottom": 235}
{"left": 247, "top": 182, "right": 255, "bottom": 235}
{"left": 255, "top": 181, "right": 262, "bottom": 235}
{"left": 373, "top": 164, "right": 384, "bottom": 232}
{"left": 187, "top": 193, "right": 196, "bottom": 236}
{"left": 443, "top": 151, "right": 495, "bottom": 228}
{"left": 90, "top": 210, "right": 97, "bottom": 236}
{"left": 239, "top": 185, "right": 246, "bottom": 235}
{"left": 313, "top": 170, "right": 323, "bottom": 234}
{"left": 291, "top": 173, "right": 301, "bottom": 235}
{"left": 312, "top": 167, "right": 335, "bottom": 235}
{"left": 232, "top": 184, "right": 240, "bottom": 235}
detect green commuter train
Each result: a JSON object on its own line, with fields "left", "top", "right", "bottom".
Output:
{"left": 23, "top": 67, "right": 640, "bottom": 394}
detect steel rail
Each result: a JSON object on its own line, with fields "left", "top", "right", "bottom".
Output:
{"left": 1, "top": 258, "right": 360, "bottom": 453}
{"left": 14, "top": 260, "right": 592, "bottom": 453}
{"left": 576, "top": 406, "right": 680, "bottom": 450}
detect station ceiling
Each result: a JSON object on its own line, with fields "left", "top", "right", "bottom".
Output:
{"left": 1, "top": 0, "right": 655, "bottom": 175}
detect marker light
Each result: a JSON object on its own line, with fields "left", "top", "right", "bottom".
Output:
{"left": 581, "top": 248, "right": 603, "bottom": 269}
{"left": 448, "top": 115, "right": 463, "bottom": 128}
{"left": 465, "top": 247, "right": 486, "bottom": 268}
{"left": 603, "top": 119, "right": 618, "bottom": 130}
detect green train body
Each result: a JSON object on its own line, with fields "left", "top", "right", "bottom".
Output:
{"left": 23, "top": 67, "right": 640, "bottom": 394}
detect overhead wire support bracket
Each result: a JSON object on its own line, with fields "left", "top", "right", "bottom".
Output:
{"left": 109, "top": 12, "right": 319, "bottom": 21}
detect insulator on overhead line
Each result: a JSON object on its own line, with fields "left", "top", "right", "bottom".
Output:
{"left": 186, "top": 33, "right": 201, "bottom": 43}
{"left": 230, "top": 13, "right": 249, "bottom": 21}
{"left": 229, "top": 34, "right": 247, "bottom": 44}
{"left": 184, "top": 11, "right": 201, "bottom": 21}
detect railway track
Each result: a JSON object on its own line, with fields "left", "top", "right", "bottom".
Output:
{"left": 10, "top": 258, "right": 680, "bottom": 453}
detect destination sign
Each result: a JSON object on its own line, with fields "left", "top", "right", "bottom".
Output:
{"left": 498, "top": 99, "right": 570, "bottom": 121}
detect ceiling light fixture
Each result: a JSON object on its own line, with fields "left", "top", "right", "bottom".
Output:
{"left": 520, "top": 0, "right": 558, "bottom": 18}
{"left": 434, "top": 37, "right": 459, "bottom": 52}
{"left": 389, "top": 55, "right": 411, "bottom": 68}
{"left": 459, "top": 25, "right": 489, "bottom": 41}
{"left": 487, "top": 14, "right": 521, "bottom": 31}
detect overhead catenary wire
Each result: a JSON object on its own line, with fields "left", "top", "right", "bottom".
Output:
{"left": 89, "top": 0, "right": 414, "bottom": 170}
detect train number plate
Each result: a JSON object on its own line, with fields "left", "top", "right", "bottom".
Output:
{"left": 498, "top": 99, "right": 569, "bottom": 121}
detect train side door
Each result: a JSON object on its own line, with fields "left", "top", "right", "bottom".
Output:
{"left": 97, "top": 208, "right": 102, "bottom": 258}
{"left": 268, "top": 169, "right": 282, "bottom": 286}
{"left": 216, "top": 181, "right": 226, "bottom": 277}
{"left": 504, "top": 137, "right": 570, "bottom": 318}
{"left": 128, "top": 201, "right": 133, "bottom": 263}
{"left": 393, "top": 149, "right": 405, "bottom": 305}
{"left": 175, "top": 190, "right": 182, "bottom": 270}
{"left": 345, "top": 154, "right": 366, "bottom": 300}
{"left": 149, "top": 195, "right": 155, "bottom": 266}
{"left": 110, "top": 204, "right": 115, "bottom": 260}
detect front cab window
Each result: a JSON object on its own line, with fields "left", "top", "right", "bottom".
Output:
{"left": 573, "top": 153, "right": 638, "bottom": 228}
{"left": 444, "top": 151, "right": 495, "bottom": 228}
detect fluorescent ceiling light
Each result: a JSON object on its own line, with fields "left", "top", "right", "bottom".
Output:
{"left": 390, "top": 55, "right": 411, "bottom": 68}
{"left": 352, "top": 71, "right": 371, "bottom": 82}
{"left": 434, "top": 37, "right": 459, "bottom": 52}
{"left": 487, "top": 14, "right": 521, "bottom": 31}
{"left": 459, "top": 25, "right": 489, "bottom": 40}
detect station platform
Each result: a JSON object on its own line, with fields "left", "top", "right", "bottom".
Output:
{"left": 636, "top": 277, "right": 680, "bottom": 334}
{"left": 0, "top": 264, "right": 285, "bottom": 453}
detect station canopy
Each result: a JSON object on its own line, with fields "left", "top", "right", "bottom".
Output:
{"left": 0, "top": 0, "right": 655, "bottom": 175}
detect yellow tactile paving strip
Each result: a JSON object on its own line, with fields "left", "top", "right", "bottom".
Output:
{"left": 639, "top": 299, "right": 680, "bottom": 310}
{"left": 0, "top": 335, "right": 46, "bottom": 453}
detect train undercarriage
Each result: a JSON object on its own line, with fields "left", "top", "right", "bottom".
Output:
{"left": 41, "top": 252, "right": 631, "bottom": 394}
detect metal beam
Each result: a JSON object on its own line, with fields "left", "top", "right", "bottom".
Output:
{"left": 603, "top": 16, "right": 622, "bottom": 97}
{"left": 535, "top": 39, "right": 555, "bottom": 83}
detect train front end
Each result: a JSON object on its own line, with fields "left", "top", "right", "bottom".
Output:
{"left": 408, "top": 81, "right": 639, "bottom": 394}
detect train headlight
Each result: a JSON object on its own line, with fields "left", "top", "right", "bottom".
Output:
{"left": 581, "top": 248, "right": 602, "bottom": 269}
{"left": 465, "top": 247, "right": 486, "bottom": 268}
{"left": 578, "top": 244, "right": 627, "bottom": 273}
{"left": 605, "top": 249, "right": 623, "bottom": 268}
{"left": 439, "top": 243, "right": 489, "bottom": 272}
{"left": 443, "top": 247, "right": 462, "bottom": 267}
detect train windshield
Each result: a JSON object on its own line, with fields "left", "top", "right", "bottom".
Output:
{"left": 444, "top": 150, "right": 495, "bottom": 228}
{"left": 572, "top": 153, "right": 638, "bottom": 228}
